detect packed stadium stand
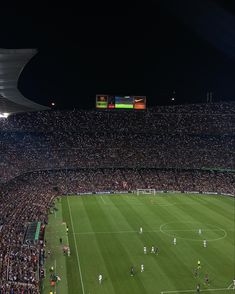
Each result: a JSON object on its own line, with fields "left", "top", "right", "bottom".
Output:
{"left": 0, "top": 102, "right": 234, "bottom": 293}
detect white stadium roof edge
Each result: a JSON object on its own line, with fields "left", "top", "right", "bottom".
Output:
{"left": 0, "top": 48, "right": 50, "bottom": 117}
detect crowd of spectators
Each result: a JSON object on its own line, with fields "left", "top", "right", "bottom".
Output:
{"left": 0, "top": 173, "right": 55, "bottom": 293}
{"left": 0, "top": 103, "right": 234, "bottom": 182}
{"left": 0, "top": 102, "right": 234, "bottom": 135}
{"left": 0, "top": 102, "right": 234, "bottom": 293}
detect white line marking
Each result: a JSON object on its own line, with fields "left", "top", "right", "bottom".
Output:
{"left": 163, "top": 229, "right": 224, "bottom": 232}
{"left": 63, "top": 223, "right": 70, "bottom": 246}
{"left": 54, "top": 259, "right": 57, "bottom": 292}
{"left": 100, "top": 196, "right": 106, "bottom": 204}
{"left": 227, "top": 282, "right": 233, "bottom": 289}
{"left": 67, "top": 197, "right": 85, "bottom": 294}
{"left": 76, "top": 230, "right": 138, "bottom": 235}
{"left": 160, "top": 222, "right": 228, "bottom": 242}
{"left": 73, "top": 228, "right": 234, "bottom": 236}
{"left": 161, "top": 287, "right": 234, "bottom": 293}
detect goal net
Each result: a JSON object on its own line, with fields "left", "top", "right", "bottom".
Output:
{"left": 137, "top": 189, "right": 156, "bottom": 196}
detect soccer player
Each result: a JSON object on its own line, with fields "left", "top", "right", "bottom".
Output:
{"left": 151, "top": 246, "right": 155, "bottom": 253}
{"left": 155, "top": 246, "right": 159, "bottom": 255}
{"left": 205, "top": 273, "right": 209, "bottom": 285}
{"left": 59, "top": 237, "right": 62, "bottom": 244}
{"left": 98, "top": 274, "right": 102, "bottom": 284}
{"left": 173, "top": 237, "right": 176, "bottom": 245}
{"left": 203, "top": 240, "right": 207, "bottom": 248}
{"left": 197, "top": 260, "right": 201, "bottom": 269}
{"left": 66, "top": 226, "right": 69, "bottom": 234}
{"left": 130, "top": 266, "right": 134, "bottom": 276}
{"left": 144, "top": 246, "right": 147, "bottom": 254}
{"left": 68, "top": 247, "right": 70, "bottom": 256}
{"left": 139, "top": 227, "right": 143, "bottom": 234}
{"left": 141, "top": 264, "right": 144, "bottom": 272}
{"left": 198, "top": 229, "right": 202, "bottom": 235}
{"left": 196, "top": 283, "right": 200, "bottom": 292}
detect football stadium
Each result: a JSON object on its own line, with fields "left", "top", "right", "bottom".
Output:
{"left": 0, "top": 48, "right": 234, "bottom": 293}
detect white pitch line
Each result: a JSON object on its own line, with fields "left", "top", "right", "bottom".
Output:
{"left": 67, "top": 197, "right": 85, "bottom": 294}
{"left": 76, "top": 230, "right": 138, "bottom": 235}
{"left": 54, "top": 259, "right": 57, "bottom": 292}
{"left": 100, "top": 196, "right": 106, "bottom": 204}
{"left": 227, "top": 282, "right": 233, "bottom": 289}
{"left": 163, "top": 228, "right": 224, "bottom": 232}
{"left": 73, "top": 228, "right": 233, "bottom": 236}
{"left": 161, "top": 287, "right": 233, "bottom": 293}
{"left": 63, "top": 223, "right": 70, "bottom": 246}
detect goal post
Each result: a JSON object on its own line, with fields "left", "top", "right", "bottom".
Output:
{"left": 136, "top": 189, "right": 156, "bottom": 196}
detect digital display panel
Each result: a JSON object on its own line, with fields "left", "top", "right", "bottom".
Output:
{"left": 96, "top": 95, "right": 146, "bottom": 109}
{"left": 115, "top": 96, "right": 134, "bottom": 109}
{"left": 96, "top": 95, "right": 108, "bottom": 108}
{"left": 133, "top": 96, "right": 146, "bottom": 109}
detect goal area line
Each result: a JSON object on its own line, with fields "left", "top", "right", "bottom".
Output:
{"left": 161, "top": 287, "right": 234, "bottom": 293}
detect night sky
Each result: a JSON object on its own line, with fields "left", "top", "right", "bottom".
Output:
{"left": 0, "top": 0, "right": 234, "bottom": 109}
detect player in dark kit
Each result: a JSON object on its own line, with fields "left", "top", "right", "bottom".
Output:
{"left": 196, "top": 283, "right": 200, "bottom": 292}
{"left": 193, "top": 268, "right": 198, "bottom": 278}
{"left": 205, "top": 273, "right": 209, "bottom": 285}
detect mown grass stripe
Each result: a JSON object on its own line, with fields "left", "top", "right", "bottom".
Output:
{"left": 67, "top": 197, "right": 85, "bottom": 294}
{"left": 81, "top": 195, "right": 148, "bottom": 294}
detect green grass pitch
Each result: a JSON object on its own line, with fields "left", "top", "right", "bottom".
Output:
{"left": 42, "top": 193, "right": 235, "bottom": 294}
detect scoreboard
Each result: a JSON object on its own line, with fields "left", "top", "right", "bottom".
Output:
{"left": 96, "top": 95, "right": 146, "bottom": 110}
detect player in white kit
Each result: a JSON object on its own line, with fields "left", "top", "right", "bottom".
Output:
{"left": 198, "top": 229, "right": 202, "bottom": 235}
{"left": 139, "top": 227, "right": 143, "bottom": 234}
{"left": 173, "top": 237, "right": 176, "bottom": 245}
{"left": 141, "top": 264, "right": 144, "bottom": 272}
{"left": 151, "top": 246, "right": 155, "bottom": 253}
{"left": 98, "top": 274, "right": 102, "bottom": 284}
{"left": 203, "top": 240, "right": 207, "bottom": 248}
{"left": 144, "top": 246, "right": 147, "bottom": 254}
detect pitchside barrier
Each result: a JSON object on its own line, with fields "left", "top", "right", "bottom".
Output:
{"left": 64, "top": 191, "right": 234, "bottom": 197}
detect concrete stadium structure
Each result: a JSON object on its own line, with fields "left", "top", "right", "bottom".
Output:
{"left": 0, "top": 48, "right": 49, "bottom": 117}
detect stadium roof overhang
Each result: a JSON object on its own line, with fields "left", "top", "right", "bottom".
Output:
{"left": 0, "top": 48, "right": 50, "bottom": 117}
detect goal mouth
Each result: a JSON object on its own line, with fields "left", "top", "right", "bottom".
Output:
{"left": 137, "top": 189, "right": 156, "bottom": 195}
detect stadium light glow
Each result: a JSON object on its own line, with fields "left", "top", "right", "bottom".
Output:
{"left": 0, "top": 112, "right": 10, "bottom": 118}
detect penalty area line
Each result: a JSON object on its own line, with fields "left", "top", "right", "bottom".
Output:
{"left": 161, "top": 287, "right": 234, "bottom": 293}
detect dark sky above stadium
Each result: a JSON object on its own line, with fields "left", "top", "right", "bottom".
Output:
{"left": 0, "top": 0, "right": 235, "bottom": 109}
